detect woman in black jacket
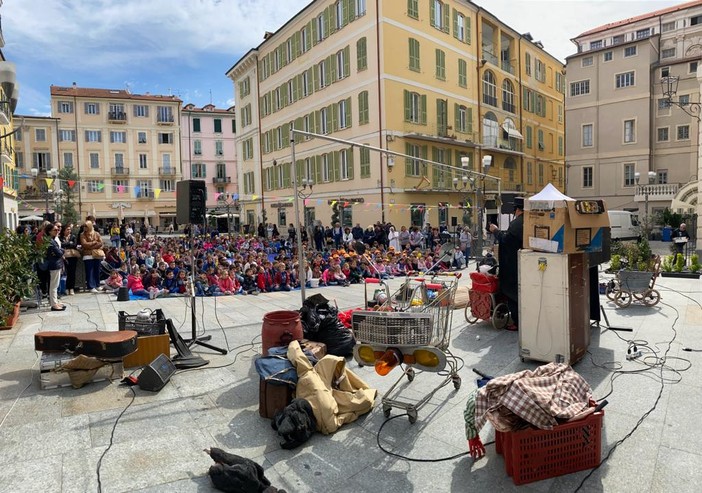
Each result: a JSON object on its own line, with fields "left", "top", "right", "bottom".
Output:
{"left": 59, "top": 224, "right": 79, "bottom": 296}
{"left": 45, "top": 223, "right": 66, "bottom": 311}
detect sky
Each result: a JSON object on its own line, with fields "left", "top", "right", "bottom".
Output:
{"left": 1, "top": 0, "right": 688, "bottom": 116}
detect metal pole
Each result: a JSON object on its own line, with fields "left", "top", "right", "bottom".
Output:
{"left": 291, "top": 136, "right": 305, "bottom": 305}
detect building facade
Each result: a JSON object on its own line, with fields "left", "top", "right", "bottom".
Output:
{"left": 17, "top": 85, "right": 183, "bottom": 230}
{"left": 180, "top": 104, "right": 238, "bottom": 227}
{"left": 226, "top": 0, "right": 565, "bottom": 232}
{"left": 566, "top": 0, "right": 702, "bottom": 223}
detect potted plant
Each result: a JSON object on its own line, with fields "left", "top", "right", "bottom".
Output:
{"left": 661, "top": 252, "right": 701, "bottom": 279}
{"left": 0, "top": 231, "right": 47, "bottom": 330}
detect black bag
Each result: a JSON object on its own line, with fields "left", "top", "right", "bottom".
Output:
{"left": 315, "top": 317, "right": 356, "bottom": 357}
{"left": 271, "top": 398, "right": 317, "bottom": 450}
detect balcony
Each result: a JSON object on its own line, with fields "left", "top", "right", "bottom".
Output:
{"left": 108, "top": 111, "right": 127, "bottom": 123}
{"left": 634, "top": 183, "right": 679, "bottom": 202}
{"left": 157, "top": 115, "right": 175, "bottom": 125}
{"left": 1, "top": 140, "right": 13, "bottom": 164}
{"left": 501, "top": 60, "right": 515, "bottom": 75}
{"left": 158, "top": 167, "right": 176, "bottom": 176}
{"left": 481, "top": 48, "right": 499, "bottom": 66}
{"left": 111, "top": 167, "right": 130, "bottom": 176}
{"left": 482, "top": 138, "right": 524, "bottom": 154}
{"left": 137, "top": 191, "right": 155, "bottom": 200}
{"left": 194, "top": 149, "right": 202, "bottom": 155}
{"left": 212, "top": 176, "right": 231, "bottom": 184}
{"left": 502, "top": 102, "right": 516, "bottom": 114}
{"left": 0, "top": 99, "right": 10, "bottom": 125}
{"left": 483, "top": 94, "right": 497, "bottom": 107}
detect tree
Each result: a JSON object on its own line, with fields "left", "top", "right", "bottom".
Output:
{"left": 57, "top": 167, "right": 79, "bottom": 225}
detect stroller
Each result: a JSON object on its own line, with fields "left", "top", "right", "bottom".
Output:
{"left": 464, "top": 253, "right": 510, "bottom": 329}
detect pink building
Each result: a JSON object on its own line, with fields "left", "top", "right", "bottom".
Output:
{"left": 180, "top": 104, "right": 238, "bottom": 229}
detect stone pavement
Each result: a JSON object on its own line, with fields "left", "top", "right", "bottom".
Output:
{"left": 0, "top": 259, "right": 701, "bottom": 492}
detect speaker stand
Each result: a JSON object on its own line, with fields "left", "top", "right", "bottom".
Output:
{"left": 184, "top": 224, "right": 228, "bottom": 355}
{"left": 598, "top": 306, "right": 633, "bottom": 332}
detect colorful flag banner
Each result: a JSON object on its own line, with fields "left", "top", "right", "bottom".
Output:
{"left": 154, "top": 188, "right": 162, "bottom": 199}
{"left": 45, "top": 178, "right": 54, "bottom": 188}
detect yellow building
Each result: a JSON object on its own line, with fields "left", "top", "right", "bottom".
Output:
{"left": 226, "top": 0, "right": 564, "bottom": 231}
{"left": 0, "top": 12, "right": 20, "bottom": 230}
{"left": 17, "top": 85, "right": 183, "bottom": 230}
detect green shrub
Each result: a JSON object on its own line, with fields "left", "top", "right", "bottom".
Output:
{"left": 662, "top": 255, "right": 674, "bottom": 272}
{"left": 610, "top": 254, "right": 621, "bottom": 271}
{"left": 674, "top": 254, "right": 686, "bottom": 273}
{"left": 691, "top": 254, "right": 700, "bottom": 273}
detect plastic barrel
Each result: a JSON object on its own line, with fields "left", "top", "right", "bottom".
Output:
{"left": 262, "top": 310, "right": 303, "bottom": 356}
{"left": 662, "top": 226, "right": 672, "bottom": 242}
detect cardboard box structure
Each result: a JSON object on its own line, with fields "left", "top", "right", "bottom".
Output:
{"left": 523, "top": 184, "right": 610, "bottom": 254}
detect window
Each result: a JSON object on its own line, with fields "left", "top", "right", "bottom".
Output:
{"left": 114, "top": 153, "right": 124, "bottom": 168}
{"left": 455, "top": 105, "right": 469, "bottom": 133}
{"left": 612, "top": 34, "right": 625, "bottom": 45}
{"left": 435, "top": 49, "right": 446, "bottom": 80}
{"left": 59, "top": 130, "right": 75, "bottom": 142}
{"left": 158, "top": 133, "right": 173, "bottom": 144}
{"left": 661, "top": 67, "right": 670, "bottom": 77}
{"left": 662, "top": 21, "right": 676, "bottom": 32}
{"left": 232, "top": 119, "right": 236, "bottom": 133}
{"left": 482, "top": 71, "right": 497, "bottom": 106}
{"left": 320, "top": 108, "right": 329, "bottom": 134}
{"left": 538, "top": 163, "right": 544, "bottom": 185}
{"left": 239, "top": 77, "right": 251, "bottom": 98}
{"left": 215, "top": 140, "right": 224, "bottom": 155}
{"left": 63, "top": 152, "right": 73, "bottom": 168}
{"left": 458, "top": 59, "right": 467, "bottom": 87}
{"left": 677, "top": 125, "right": 690, "bottom": 140}
{"left": 84, "top": 102, "right": 100, "bottom": 115}
{"left": 32, "top": 152, "right": 51, "bottom": 170}
{"left": 113, "top": 179, "right": 128, "bottom": 193}
{"left": 558, "top": 136, "right": 563, "bottom": 156}
{"left": 570, "top": 80, "right": 590, "bottom": 96}
{"left": 680, "top": 94, "right": 690, "bottom": 106}
{"left": 336, "top": 1, "right": 344, "bottom": 29}
{"left": 301, "top": 27, "right": 309, "bottom": 52}
{"left": 194, "top": 140, "right": 202, "bottom": 155}
{"left": 160, "top": 180, "right": 174, "bottom": 192}
{"left": 662, "top": 48, "right": 676, "bottom": 59}
{"left": 85, "top": 130, "right": 101, "bottom": 142}
{"left": 537, "top": 129, "right": 544, "bottom": 150}
{"left": 360, "top": 147, "right": 371, "bottom": 178}
{"left": 624, "top": 119, "right": 636, "bottom": 143}
{"left": 357, "top": 37, "right": 367, "bottom": 71}
{"left": 337, "top": 49, "right": 347, "bottom": 79}
{"left": 214, "top": 118, "right": 222, "bottom": 133}
{"left": 35, "top": 128, "right": 46, "bottom": 142}
{"left": 692, "top": 15, "right": 702, "bottom": 25}
{"left": 318, "top": 61, "right": 327, "bottom": 88}
{"left": 109, "top": 103, "right": 126, "bottom": 120}
{"left": 134, "top": 104, "right": 148, "bottom": 117}
{"left": 624, "top": 164, "right": 635, "bottom": 187}
{"left": 657, "top": 169, "right": 668, "bottom": 184}
{"left": 156, "top": 105, "right": 173, "bottom": 123}
{"left": 657, "top": 127, "right": 670, "bottom": 142}
{"left": 502, "top": 80, "right": 515, "bottom": 113}
{"left": 409, "top": 38, "right": 420, "bottom": 72}
{"left": 527, "top": 162, "right": 533, "bottom": 185}
{"left": 357, "top": 0, "right": 366, "bottom": 16}
{"left": 192, "top": 163, "right": 206, "bottom": 178}
{"left": 89, "top": 153, "right": 99, "bottom": 169}
{"left": 615, "top": 71, "right": 635, "bottom": 88}
{"left": 583, "top": 166, "right": 593, "bottom": 188}
{"left": 58, "top": 101, "right": 73, "bottom": 113}
{"left": 358, "top": 91, "right": 369, "bottom": 125}
{"left": 405, "top": 143, "right": 423, "bottom": 176}
{"left": 14, "top": 129, "right": 22, "bottom": 141}
{"left": 624, "top": 46, "right": 637, "bottom": 57}
{"left": 139, "top": 154, "right": 147, "bottom": 169}
{"left": 316, "top": 13, "right": 325, "bottom": 42}
{"left": 590, "top": 40, "right": 602, "bottom": 50}
{"left": 636, "top": 28, "right": 650, "bottom": 39}
{"left": 302, "top": 71, "right": 310, "bottom": 97}
{"left": 110, "top": 131, "right": 126, "bottom": 143}
{"left": 525, "top": 52, "right": 532, "bottom": 76}
{"left": 193, "top": 118, "right": 201, "bottom": 132}
{"left": 408, "top": 0, "right": 419, "bottom": 19}
{"left": 603, "top": 51, "right": 613, "bottom": 62}
{"left": 582, "top": 124, "right": 593, "bottom": 147}
{"left": 322, "top": 154, "right": 331, "bottom": 182}
{"left": 404, "top": 90, "right": 426, "bottom": 124}
{"left": 525, "top": 126, "right": 533, "bottom": 149}
{"left": 138, "top": 132, "right": 147, "bottom": 144}
{"left": 87, "top": 180, "right": 104, "bottom": 193}
{"left": 658, "top": 98, "right": 671, "bottom": 115}
{"left": 456, "top": 12, "right": 465, "bottom": 40}
{"left": 691, "top": 62, "right": 699, "bottom": 73}
{"left": 582, "top": 56, "right": 593, "bottom": 67}
{"left": 431, "top": 0, "right": 448, "bottom": 32}
{"left": 162, "top": 153, "right": 171, "bottom": 168}
{"left": 340, "top": 149, "right": 350, "bottom": 180}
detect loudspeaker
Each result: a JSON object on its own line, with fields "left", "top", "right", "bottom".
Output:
{"left": 176, "top": 180, "right": 207, "bottom": 224}
{"left": 138, "top": 353, "right": 176, "bottom": 392}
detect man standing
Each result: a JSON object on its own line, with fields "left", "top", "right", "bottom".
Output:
{"left": 672, "top": 222, "right": 690, "bottom": 256}
{"left": 489, "top": 197, "right": 524, "bottom": 331}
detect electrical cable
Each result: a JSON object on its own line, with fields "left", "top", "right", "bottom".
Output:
{"left": 96, "top": 386, "right": 136, "bottom": 493}
{"left": 376, "top": 413, "right": 494, "bottom": 462}
{"left": 175, "top": 333, "right": 260, "bottom": 375}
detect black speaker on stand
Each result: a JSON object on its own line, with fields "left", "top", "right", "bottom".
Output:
{"left": 175, "top": 180, "right": 228, "bottom": 356}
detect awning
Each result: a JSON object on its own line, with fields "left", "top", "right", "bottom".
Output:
{"left": 503, "top": 125, "right": 524, "bottom": 140}
{"left": 19, "top": 215, "right": 44, "bottom": 221}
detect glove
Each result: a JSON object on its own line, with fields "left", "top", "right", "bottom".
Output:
{"left": 468, "top": 437, "right": 485, "bottom": 460}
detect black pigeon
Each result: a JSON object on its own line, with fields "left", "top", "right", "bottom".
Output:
{"left": 204, "top": 448, "right": 272, "bottom": 493}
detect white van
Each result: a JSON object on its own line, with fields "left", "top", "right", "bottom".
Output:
{"left": 607, "top": 210, "right": 640, "bottom": 241}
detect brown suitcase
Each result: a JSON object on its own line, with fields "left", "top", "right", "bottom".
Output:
{"left": 259, "top": 379, "right": 294, "bottom": 419}
{"left": 34, "top": 330, "right": 138, "bottom": 358}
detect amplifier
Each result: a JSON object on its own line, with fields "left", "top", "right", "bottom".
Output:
{"left": 138, "top": 354, "right": 176, "bottom": 392}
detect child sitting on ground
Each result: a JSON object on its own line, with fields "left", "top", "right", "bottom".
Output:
{"left": 127, "top": 265, "right": 150, "bottom": 298}
{"left": 176, "top": 270, "right": 190, "bottom": 295}
{"left": 163, "top": 270, "right": 179, "bottom": 294}
{"left": 218, "top": 267, "right": 235, "bottom": 295}
{"left": 241, "top": 268, "right": 260, "bottom": 295}
{"left": 102, "top": 270, "right": 124, "bottom": 293}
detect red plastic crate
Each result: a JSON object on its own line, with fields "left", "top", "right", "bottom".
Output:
{"left": 495, "top": 410, "right": 603, "bottom": 485}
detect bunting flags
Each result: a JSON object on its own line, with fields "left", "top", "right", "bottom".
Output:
{"left": 134, "top": 185, "right": 141, "bottom": 197}
{"left": 0, "top": 176, "right": 3, "bottom": 188}
{"left": 117, "top": 185, "right": 125, "bottom": 193}
{"left": 45, "top": 178, "right": 54, "bottom": 188}
{"left": 67, "top": 180, "right": 76, "bottom": 188}
{"left": 154, "top": 188, "right": 161, "bottom": 199}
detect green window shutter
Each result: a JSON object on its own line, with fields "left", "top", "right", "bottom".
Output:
{"left": 333, "top": 151, "right": 340, "bottom": 181}
{"left": 431, "top": 148, "right": 439, "bottom": 187}
{"left": 454, "top": 103, "right": 460, "bottom": 132}
{"left": 348, "top": 0, "right": 356, "bottom": 19}
{"left": 325, "top": 57, "right": 332, "bottom": 86}
{"left": 361, "top": 147, "right": 370, "bottom": 177}
{"left": 330, "top": 53, "right": 338, "bottom": 82}
{"left": 404, "top": 90, "right": 411, "bottom": 121}
{"left": 465, "top": 16, "right": 471, "bottom": 43}
{"left": 294, "top": 32, "right": 301, "bottom": 58}
{"left": 294, "top": 117, "right": 303, "bottom": 142}
{"left": 307, "top": 68, "right": 314, "bottom": 94}
{"left": 522, "top": 87, "right": 528, "bottom": 111}
{"left": 430, "top": 0, "right": 435, "bottom": 27}
{"left": 344, "top": 46, "right": 350, "bottom": 75}
{"left": 296, "top": 159, "right": 303, "bottom": 183}
{"left": 526, "top": 126, "right": 532, "bottom": 148}
{"left": 331, "top": 103, "right": 338, "bottom": 132}
{"left": 420, "top": 94, "right": 427, "bottom": 124}
{"left": 283, "top": 125, "right": 290, "bottom": 148}
{"left": 442, "top": 4, "right": 450, "bottom": 33}
{"left": 435, "top": 49, "right": 440, "bottom": 78}
{"left": 284, "top": 162, "right": 291, "bottom": 188}
{"left": 310, "top": 19, "right": 317, "bottom": 47}
{"left": 558, "top": 136, "right": 563, "bottom": 156}
{"left": 405, "top": 143, "right": 413, "bottom": 176}
{"left": 343, "top": 0, "right": 351, "bottom": 25}
{"left": 313, "top": 64, "right": 320, "bottom": 90}
{"left": 347, "top": 148, "right": 354, "bottom": 179}
{"left": 467, "top": 107, "right": 473, "bottom": 134}
{"left": 315, "top": 156, "right": 322, "bottom": 183}
{"left": 453, "top": 9, "right": 458, "bottom": 39}
{"left": 421, "top": 145, "right": 428, "bottom": 176}
{"left": 324, "top": 7, "right": 331, "bottom": 37}
{"left": 359, "top": 91, "right": 368, "bottom": 125}
{"left": 282, "top": 84, "right": 288, "bottom": 107}
{"left": 345, "top": 97, "right": 352, "bottom": 128}
{"left": 458, "top": 59, "right": 466, "bottom": 87}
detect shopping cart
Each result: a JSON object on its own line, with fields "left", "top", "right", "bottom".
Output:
{"left": 352, "top": 274, "right": 461, "bottom": 423}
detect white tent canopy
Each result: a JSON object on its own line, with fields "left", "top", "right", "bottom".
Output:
{"left": 526, "top": 183, "right": 573, "bottom": 210}
{"left": 19, "top": 215, "right": 44, "bottom": 222}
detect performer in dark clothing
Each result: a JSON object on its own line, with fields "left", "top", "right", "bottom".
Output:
{"left": 489, "top": 197, "right": 524, "bottom": 330}
{"left": 671, "top": 222, "right": 690, "bottom": 256}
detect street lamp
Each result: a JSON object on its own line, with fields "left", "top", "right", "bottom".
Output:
{"left": 661, "top": 76, "right": 702, "bottom": 118}
{"left": 635, "top": 170, "right": 657, "bottom": 239}
{"left": 217, "top": 193, "right": 239, "bottom": 235}
{"left": 454, "top": 156, "right": 474, "bottom": 254}
{"left": 31, "top": 167, "right": 57, "bottom": 220}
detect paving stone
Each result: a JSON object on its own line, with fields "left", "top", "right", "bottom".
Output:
{"left": 651, "top": 446, "right": 702, "bottom": 493}
{"left": 0, "top": 454, "right": 63, "bottom": 493}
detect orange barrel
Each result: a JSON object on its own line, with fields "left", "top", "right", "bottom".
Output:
{"left": 262, "top": 310, "right": 303, "bottom": 356}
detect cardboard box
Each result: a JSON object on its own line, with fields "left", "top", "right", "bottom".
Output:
{"left": 40, "top": 351, "right": 123, "bottom": 390}
{"left": 123, "top": 334, "right": 171, "bottom": 368}
{"left": 524, "top": 200, "right": 609, "bottom": 254}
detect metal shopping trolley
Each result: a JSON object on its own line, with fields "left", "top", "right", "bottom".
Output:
{"left": 352, "top": 274, "right": 460, "bottom": 423}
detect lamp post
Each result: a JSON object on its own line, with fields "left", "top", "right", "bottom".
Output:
{"left": 661, "top": 74, "right": 702, "bottom": 253}
{"left": 475, "top": 156, "right": 493, "bottom": 260}
{"left": 455, "top": 156, "right": 475, "bottom": 256}
{"left": 31, "top": 167, "right": 57, "bottom": 220}
{"left": 217, "top": 193, "right": 239, "bottom": 235}
{"left": 635, "top": 170, "right": 657, "bottom": 239}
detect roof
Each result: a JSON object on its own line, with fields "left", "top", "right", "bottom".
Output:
{"left": 50, "top": 85, "right": 182, "bottom": 103}
{"left": 577, "top": 0, "right": 702, "bottom": 38}
{"left": 182, "top": 103, "right": 235, "bottom": 114}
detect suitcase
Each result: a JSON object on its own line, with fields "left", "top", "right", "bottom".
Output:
{"left": 300, "top": 339, "right": 327, "bottom": 360}
{"left": 34, "top": 330, "right": 138, "bottom": 358}
{"left": 259, "top": 378, "right": 294, "bottom": 419}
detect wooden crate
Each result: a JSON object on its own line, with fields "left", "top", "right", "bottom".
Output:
{"left": 123, "top": 334, "right": 171, "bottom": 368}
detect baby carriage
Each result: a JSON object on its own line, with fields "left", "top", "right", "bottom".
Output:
{"left": 464, "top": 254, "right": 510, "bottom": 329}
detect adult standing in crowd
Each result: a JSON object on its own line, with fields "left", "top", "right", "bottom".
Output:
{"left": 398, "top": 225, "right": 410, "bottom": 251}
{"left": 489, "top": 197, "right": 524, "bottom": 331}
{"left": 288, "top": 223, "right": 296, "bottom": 242}
{"left": 352, "top": 223, "right": 364, "bottom": 241}
{"left": 388, "top": 226, "right": 400, "bottom": 251}
{"left": 672, "top": 222, "right": 690, "bottom": 256}
{"left": 460, "top": 227, "right": 472, "bottom": 261}
{"left": 333, "top": 222, "right": 343, "bottom": 249}
{"left": 80, "top": 220, "right": 104, "bottom": 293}
{"left": 44, "top": 223, "right": 66, "bottom": 311}
{"left": 60, "top": 223, "right": 80, "bottom": 296}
